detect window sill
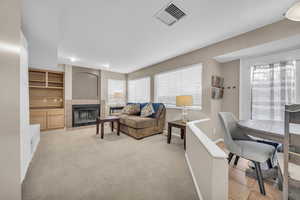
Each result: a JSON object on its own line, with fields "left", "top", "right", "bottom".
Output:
{"left": 165, "top": 105, "right": 202, "bottom": 111}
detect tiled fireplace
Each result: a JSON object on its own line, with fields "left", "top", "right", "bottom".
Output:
{"left": 64, "top": 65, "right": 103, "bottom": 128}
{"left": 65, "top": 99, "right": 101, "bottom": 128}
{"left": 72, "top": 104, "right": 100, "bottom": 127}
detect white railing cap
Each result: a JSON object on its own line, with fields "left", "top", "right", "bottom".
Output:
{"left": 187, "top": 119, "right": 227, "bottom": 159}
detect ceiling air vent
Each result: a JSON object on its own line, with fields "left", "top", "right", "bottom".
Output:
{"left": 155, "top": 2, "right": 186, "bottom": 26}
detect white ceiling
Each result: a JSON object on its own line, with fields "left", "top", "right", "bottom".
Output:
{"left": 22, "top": 0, "right": 298, "bottom": 73}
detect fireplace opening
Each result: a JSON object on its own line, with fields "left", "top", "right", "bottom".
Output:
{"left": 72, "top": 104, "right": 100, "bottom": 127}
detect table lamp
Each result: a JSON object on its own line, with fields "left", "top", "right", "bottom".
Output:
{"left": 176, "top": 95, "right": 193, "bottom": 122}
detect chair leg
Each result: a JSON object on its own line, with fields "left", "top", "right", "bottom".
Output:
{"left": 228, "top": 152, "right": 234, "bottom": 164}
{"left": 267, "top": 158, "right": 273, "bottom": 169}
{"left": 234, "top": 156, "right": 240, "bottom": 166}
{"left": 253, "top": 161, "right": 266, "bottom": 195}
{"left": 277, "top": 166, "right": 283, "bottom": 191}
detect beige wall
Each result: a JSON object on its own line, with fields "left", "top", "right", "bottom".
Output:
{"left": 72, "top": 66, "right": 101, "bottom": 100}
{"left": 128, "top": 19, "right": 300, "bottom": 140}
{"left": 64, "top": 64, "right": 72, "bottom": 100}
{"left": 0, "top": 0, "right": 21, "bottom": 199}
{"left": 209, "top": 60, "right": 223, "bottom": 139}
{"left": 221, "top": 60, "right": 240, "bottom": 118}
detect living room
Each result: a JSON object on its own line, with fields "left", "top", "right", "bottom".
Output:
{"left": 1, "top": 0, "right": 300, "bottom": 200}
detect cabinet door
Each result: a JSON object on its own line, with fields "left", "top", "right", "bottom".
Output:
{"left": 47, "top": 109, "right": 65, "bottom": 129}
{"left": 30, "top": 110, "right": 47, "bottom": 130}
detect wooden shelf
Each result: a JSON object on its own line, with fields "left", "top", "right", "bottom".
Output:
{"left": 30, "top": 106, "right": 64, "bottom": 110}
{"left": 47, "top": 86, "right": 64, "bottom": 90}
{"left": 29, "top": 86, "right": 46, "bottom": 89}
{"left": 29, "top": 86, "right": 64, "bottom": 90}
{"left": 30, "top": 80, "right": 46, "bottom": 83}
{"left": 29, "top": 68, "right": 65, "bottom": 131}
{"left": 48, "top": 80, "right": 63, "bottom": 84}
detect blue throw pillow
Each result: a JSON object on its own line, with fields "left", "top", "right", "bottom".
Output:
{"left": 140, "top": 103, "right": 148, "bottom": 110}
{"left": 149, "top": 103, "right": 161, "bottom": 118}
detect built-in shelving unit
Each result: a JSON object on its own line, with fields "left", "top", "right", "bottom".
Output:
{"left": 29, "top": 69, "right": 65, "bottom": 131}
{"left": 29, "top": 69, "right": 64, "bottom": 90}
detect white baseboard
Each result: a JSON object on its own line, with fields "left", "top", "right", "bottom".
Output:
{"left": 214, "top": 138, "right": 224, "bottom": 144}
{"left": 21, "top": 125, "right": 40, "bottom": 183}
{"left": 185, "top": 153, "right": 204, "bottom": 200}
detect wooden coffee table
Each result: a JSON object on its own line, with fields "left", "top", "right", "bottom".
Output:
{"left": 96, "top": 116, "right": 120, "bottom": 139}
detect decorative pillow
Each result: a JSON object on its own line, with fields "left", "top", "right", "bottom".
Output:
{"left": 154, "top": 104, "right": 164, "bottom": 118}
{"left": 140, "top": 103, "right": 155, "bottom": 117}
{"left": 122, "top": 104, "right": 140, "bottom": 115}
{"left": 149, "top": 103, "right": 162, "bottom": 118}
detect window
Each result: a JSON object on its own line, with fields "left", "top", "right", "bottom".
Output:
{"left": 251, "top": 60, "right": 296, "bottom": 121}
{"left": 154, "top": 64, "right": 202, "bottom": 108}
{"left": 108, "top": 79, "right": 126, "bottom": 105}
{"left": 128, "top": 77, "right": 150, "bottom": 103}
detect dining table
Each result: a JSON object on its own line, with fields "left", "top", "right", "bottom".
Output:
{"left": 236, "top": 119, "right": 300, "bottom": 182}
{"left": 237, "top": 120, "right": 300, "bottom": 143}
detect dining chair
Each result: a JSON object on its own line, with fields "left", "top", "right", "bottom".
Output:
{"left": 219, "top": 112, "right": 276, "bottom": 195}
{"left": 222, "top": 112, "right": 256, "bottom": 167}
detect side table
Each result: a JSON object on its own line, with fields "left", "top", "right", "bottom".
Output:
{"left": 96, "top": 116, "right": 120, "bottom": 139}
{"left": 167, "top": 120, "right": 187, "bottom": 150}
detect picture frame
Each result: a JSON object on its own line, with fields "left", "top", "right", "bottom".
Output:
{"left": 211, "top": 75, "right": 224, "bottom": 99}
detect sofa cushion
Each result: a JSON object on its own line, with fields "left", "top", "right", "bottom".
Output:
{"left": 122, "top": 104, "right": 140, "bottom": 115}
{"left": 139, "top": 103, "right": 164, "bottom": 118}
{"left": 140, "top": 103, "right": 155, "bottom": 117}
{"left": 119, "top": 115, "right": 156, "bottom": 129}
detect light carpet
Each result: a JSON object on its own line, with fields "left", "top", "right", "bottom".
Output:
{"left": 22, "top": 127, "right": 198, "bottom": 200}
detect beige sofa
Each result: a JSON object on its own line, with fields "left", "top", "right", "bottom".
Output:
{"left": 118, "top": 103, "right": 166, "bottom": 139}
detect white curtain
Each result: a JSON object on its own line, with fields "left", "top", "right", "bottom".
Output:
{"left": 251, "top": 60, "right": 296, "bottom": 121}
{"left": 154, "top": 64, "right": 202, "bottom": 107}
{"left": 128, "top": 77, "right": 150, "bottom": 103}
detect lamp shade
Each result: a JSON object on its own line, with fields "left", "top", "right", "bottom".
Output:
{"left": 285, "top": 2, "right": 300, "bottom": 21}
{"left": 176, "top": 95, "right": 193, "bottom": 107}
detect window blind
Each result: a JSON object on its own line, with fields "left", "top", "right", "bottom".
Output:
{"left": 108, "top": 79, "right": 126, "bottom": 105}
{"left": 154, "top": 64, "right": 202, "bottom": 107}
{"left": 251, "top": 60, "right": 296, "bottom": 121}
{"left": 128, "top": 77, "right": 150, "bottom": 103}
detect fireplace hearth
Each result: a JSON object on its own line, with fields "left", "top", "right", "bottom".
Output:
{"left": 72, "top": 104, "right": 100, "bottom": 127}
